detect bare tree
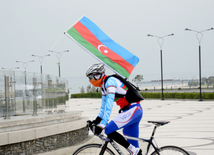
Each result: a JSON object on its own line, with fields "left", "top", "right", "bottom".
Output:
{"left": 132, "top": 75, "right": 144, "bottom": 87}
{"left": 86, "top": 84, "right": 91, "bottom": 93}
{"left": 80, "top": 86, "right": 85, "bottom": 93}
{"left": 91, "top": 86, "right": 96, "bottom": 92}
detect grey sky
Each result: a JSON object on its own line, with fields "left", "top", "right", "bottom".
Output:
{"left": 1, "top": 0, "right": 214, "bottom": 92}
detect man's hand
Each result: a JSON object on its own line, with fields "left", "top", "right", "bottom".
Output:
{"left": 87, "top": 117, "right": 104, "bottom": 134}
{"left": 94, "top": 124, "right": 105, "bottom": 135}
{"left": 94, "top": 125, "right": 103, "bottom": 135}
{"left": 92, "top": 116, "right": 102, "bottom": 125}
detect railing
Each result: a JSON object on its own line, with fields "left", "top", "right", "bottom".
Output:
{"left": 0, "top": 70, "right": 68, "bottom": 119}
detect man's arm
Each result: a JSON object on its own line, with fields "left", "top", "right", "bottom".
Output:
{"left": 99, "top": 77, "right": 117, "bottom": 126}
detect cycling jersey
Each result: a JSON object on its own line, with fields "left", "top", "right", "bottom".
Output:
{"left": 98, "top": 76, "right": 141, "bottom": 126}
{"left": 97, "top": 75, "right": 143, "bottom": 147}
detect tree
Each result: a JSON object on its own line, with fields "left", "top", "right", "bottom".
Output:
{"left": 132, "top": 75, "right": 143, "bottom": 87}
{"left": 86, "top": 84, "right": 91, "bottom": 93}
{"left": 208, "top": 76, "right": 214, "bottom": 86}
{"left": 46, "top": 74, "right": 51, "bottom": 81}
{"left": 91, "top": 86, "right": 96, "bottom": 92}
{"left": 86, "top": 84, "right": 98, "bottom": 92}
{"left": 80, "top": 86, "right": 85, "bottom": 93}
{"left": 188, "top": 78, "right": 198, "bottom": 87}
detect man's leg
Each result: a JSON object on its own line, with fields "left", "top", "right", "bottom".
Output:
{"left": 105, "top": 120, "right": 142, "bottom": 155}
{"left": 123, "top": 123, "right": 140, "bottom": 147}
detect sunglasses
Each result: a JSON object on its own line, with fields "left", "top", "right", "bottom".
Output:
{"left": 88, "top": 74, "right": 101, "bottom": 80}
{"left": 88, "top": 75, "right": 94, "bottom": 80}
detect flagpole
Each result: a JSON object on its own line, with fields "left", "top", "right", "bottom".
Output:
{"left": 48, "top": 34, "right": 65, "bottom": 54}
{"left": 48, "top": 16, "right": 85, "bottom": 55}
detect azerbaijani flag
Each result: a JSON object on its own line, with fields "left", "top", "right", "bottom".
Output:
{"left": 65, "top": 16, "right": 139, "bottom": 78}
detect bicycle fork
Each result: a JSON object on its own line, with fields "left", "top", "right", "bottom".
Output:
{"left": 99, "top": 142, "right": 108, "bottom": 155}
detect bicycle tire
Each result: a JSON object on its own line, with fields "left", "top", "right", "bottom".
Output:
{"left": 72, "top": 143, "right": 115, "bottom": 155}
{"left": 150, "top": 145, "right": 190, "bottom": 155}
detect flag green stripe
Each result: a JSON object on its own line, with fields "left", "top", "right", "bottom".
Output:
{"left": 67, "top": 27, "right": 130, "bottom": 78}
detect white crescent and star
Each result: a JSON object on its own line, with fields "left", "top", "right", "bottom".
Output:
{"left": 98, "top": 45, "right": 108, "bottom": 53}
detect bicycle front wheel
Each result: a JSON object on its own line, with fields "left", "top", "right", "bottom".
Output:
{"left": 150, "top": 145, "right": 190, "bottom": 155}
{"left": 72, "top": 143, "right": 115, "bottom": 155}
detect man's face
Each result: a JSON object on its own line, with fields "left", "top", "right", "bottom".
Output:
{"left": 88, "top": 74, "right": 102, "bottom": 81}
{"left": 88, "top": 75, "right": 96, "bottom": 81}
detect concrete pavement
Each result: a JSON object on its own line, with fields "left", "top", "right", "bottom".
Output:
{"left": 52, "top": 98, "right": 214, "bottom": 155}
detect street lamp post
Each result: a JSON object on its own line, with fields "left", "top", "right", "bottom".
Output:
{"left": 2, "top": 67, "right": 19, "bottom": 83}
{"left": 16, "top": 60, "right": 34, "bottom": 72}
{"left": 2, "top": 67, "right": 19, "bottom": 86}
{"left": 2, "top": 67, "right": 19, "bottom": 115}
{"left": 32, "top": 54, "right": 50, "bottom": 110}
{"left": 16, "top": 60, "right": 34, "bottom": 112}
{"left": 2, "top": 67, "right": 19, "bottom": 71}
{"left": 32, "top": 54, "right": 50, "bottom": 73}
{"left": 185, "top": 28, "right": 213, "bottom": 101}
{"left": 48, "top": 50, "right": 69, "bottom": 77}
{"left": 147, "top": 33, "right": 174, "bottom": 100}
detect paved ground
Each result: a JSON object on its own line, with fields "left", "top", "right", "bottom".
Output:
{"left": 65, "top": 98, "right": 214, "bottom": 155}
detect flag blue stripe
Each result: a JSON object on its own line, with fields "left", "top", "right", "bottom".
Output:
{"left": 79, "top": 16, "right": 139, "bottom": 67}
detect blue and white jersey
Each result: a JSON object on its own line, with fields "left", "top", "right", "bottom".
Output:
{"left": 96, "top": 75, "right": 143, "bottom": 148}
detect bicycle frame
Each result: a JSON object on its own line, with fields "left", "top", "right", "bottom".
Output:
{"left": 123, "top": 126, "right": 161, "bottom": 155}
{"left": 124, "top": 125, "right": 161, "bottom": 155}
{"left": 97, "top": 125, "right": 161, "bottom": 155}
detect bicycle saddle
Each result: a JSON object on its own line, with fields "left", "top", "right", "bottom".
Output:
{"left": 148, "top": 121, "right": 170, "bottom": 126}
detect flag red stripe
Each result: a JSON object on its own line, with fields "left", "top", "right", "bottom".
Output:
{"left": 73, "top": 21, "right": 134, "bottom": 74}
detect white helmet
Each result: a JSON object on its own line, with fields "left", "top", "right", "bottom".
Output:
{"left": 86, "top": 63, "right": 105, "bottom": 77}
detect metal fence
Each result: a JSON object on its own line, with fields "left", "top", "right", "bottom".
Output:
{"left": 0, "top": 70, "right": 68, "bottom": 119}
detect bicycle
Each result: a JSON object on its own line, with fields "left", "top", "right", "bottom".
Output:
{"left": 72, "top": 120, "right": 190, "bottom": 155}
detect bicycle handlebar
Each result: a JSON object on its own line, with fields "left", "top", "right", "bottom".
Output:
{"left": 86, "top": 121, "right": 110, "bottom": 142}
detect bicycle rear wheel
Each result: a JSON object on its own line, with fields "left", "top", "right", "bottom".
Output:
{"left": 72, "top": 143, "right": 115, "bottom": 155}
{"left": 150, "top": 145, "right": 190, "bottom": 155}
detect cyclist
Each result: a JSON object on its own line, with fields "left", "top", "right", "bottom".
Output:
{"left": 86, "top": 63, "right": 143, "bottom": 155}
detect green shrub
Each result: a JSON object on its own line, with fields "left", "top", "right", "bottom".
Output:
{"left": 70, "top": 92, "right": 214, "bottom": 100}
{"left": 71, "top": 92, "right": 102, "bottom": 98}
